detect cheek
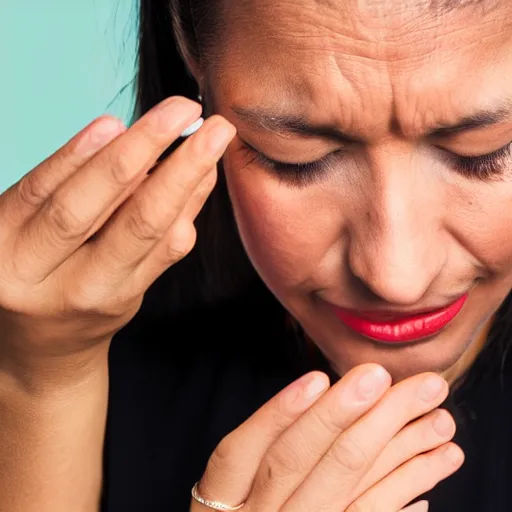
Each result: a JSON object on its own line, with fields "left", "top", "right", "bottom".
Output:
{"left": 449, "top": 181, "right": 512, "bottom": 279}
{"left": 223, "top": 158, "right": 340, "bottom": 293}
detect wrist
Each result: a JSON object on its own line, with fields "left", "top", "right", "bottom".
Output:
{"left": 0, "top": 341, "right": 111, "bottom": 396}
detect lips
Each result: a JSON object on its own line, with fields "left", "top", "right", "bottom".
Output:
{"left": 330, "top": 294, "right": 468, "bottom": 344}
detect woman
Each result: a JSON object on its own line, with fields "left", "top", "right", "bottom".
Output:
{"left": 0, "top": 0, "right": 511, "bottom": 510}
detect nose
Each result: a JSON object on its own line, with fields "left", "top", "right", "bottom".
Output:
{"left": 347, "top": 162, "right": 447, "bottom": 305}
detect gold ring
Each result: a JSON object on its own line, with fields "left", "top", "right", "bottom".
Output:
{"left": 191, "top": 482, "right": 245, "bottom": 511}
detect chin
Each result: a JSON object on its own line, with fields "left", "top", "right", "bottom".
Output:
{"left": 298, "top": 309, "right": 490, "bottom": 385}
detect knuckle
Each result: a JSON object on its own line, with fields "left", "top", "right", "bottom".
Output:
{"left": 17, "top": 172, "right": 50, "bottom": 208}
{"left": 67, "top": 291, "right": 124, "bottom": 319}
{"left": 262, "top": 439, "right": 304, "bottom": 480}
{"left": 0, "top": 284, "right": 32, "bottom": 314}
{"left": 126, "top": 199, "right": 163, "bottom": 242}
{"left": 392, "top": 434, "right": 417, "bottom": 465}
{"left": 329, "top": 433, "right": 370, "bottom": 473}
{"left": 137, "top": 117, "right": 165, "bottom": 149}
{"left": 166, "top": 173, "right": 190, "bottom": 205}
{"left": 65, "top": 276, "right": 129, "bottom": 318}
{"left": 207, "top": 434, "right": 238, "bottom": 476}
{"left": 268, "top": 391, "right": 299, "bottom": 431}
{"left": 66, "top": 280, "right": 106, "bottom": 314}
{"left": 420, "top": 451, "right": 438, "bottom": 473}
{"left": 195, "top": 171, "right": 217, "bottom": 198}
{"left": 162, "top": 224, "right": 196, "bottom": 263}
{"left": 309, "top": 406, "right": 344, "bottom": 436}
{"left": 107, "top": 142, "right": 138, "bottom": 187}
{"left": 45, "top": 193, "right": 90, "bottom": 240}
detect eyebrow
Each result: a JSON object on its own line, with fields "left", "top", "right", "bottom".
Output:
{"left": 431, "top": 107, "right": 512, "bottom": 135}
{"left": 231, "top": 102, "right": 512, "bottom": 142}
{"left": 231, "top": 105, "right": 360, "bottom": 143}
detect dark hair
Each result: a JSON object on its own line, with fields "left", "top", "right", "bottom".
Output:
{"left": 134, "top": 0, "right": 512, "bottom": 386}
{"left": 135, "top": 0, "right": 259, "bottom": 321}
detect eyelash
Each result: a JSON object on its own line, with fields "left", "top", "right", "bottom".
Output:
{"left": 243, "top": 142, "right": 512, "bottom": 184}
{"left": 245, "top": 146, "right": 339, "bottom": 186}
{"left": 449, "top": 143, "right": 512, "bottom": 179}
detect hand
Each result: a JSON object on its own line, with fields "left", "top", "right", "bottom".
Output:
{"left": 0, "top": 97, "right": 236, "bottom": 381}
{"left": 192, "top": 365, "right": 463, "bottom": 511}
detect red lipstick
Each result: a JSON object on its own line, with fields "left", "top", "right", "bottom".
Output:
{"left": 331, "top": 294, "right": 468, "bottom": 344}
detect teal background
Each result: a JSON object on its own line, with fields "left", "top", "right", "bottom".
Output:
{"left": 0, "top": 1, "right": 138, "bottom": 192}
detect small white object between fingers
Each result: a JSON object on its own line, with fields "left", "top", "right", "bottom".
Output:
{"left": 180, "top": 117, "right": 205, "bottom": 137}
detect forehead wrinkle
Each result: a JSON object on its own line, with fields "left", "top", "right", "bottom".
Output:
{"left": 225, "top": 0, "right": 507, "bottom": 67}
{"left": 217, "top": 0, "right": 512, "bottom": 142}
{"left": 316, "top": 0, "right": 490, "bottom": 13}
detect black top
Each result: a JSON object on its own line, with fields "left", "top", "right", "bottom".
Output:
{"left": 101, "top": 286, "right": 512, "bottom": 511}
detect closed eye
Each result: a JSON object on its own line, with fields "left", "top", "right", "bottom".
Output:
{"left": 446, "top": 142, "right": 512, "bottom": 180}
{"left": 241, "top": 140, "right": 512, "bottom": 185}
{"left": 241, "top": 141, "right": 341, "bottom": 186}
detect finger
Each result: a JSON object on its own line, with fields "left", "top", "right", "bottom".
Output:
{"left": 191, "top": 372, "right": 330, "bottom": 512}
{"left": 17, "top": 96, "right": 201, "bottom": 283}
{"left": 352, "top": 408, "right": 456, "bottom": 497}
{"left": 247, "top": 364, "right": 391, "bottom": 510}
{"left": 0, "top": 116, "right": 125, "bottom": 227}
{"left": 400, "top": 500, "right": 429, "bottom": 512}
{"left": 88, "top": 117, "right": 233, "bottom": 282}
{"left": 282, "top": 372, "right": 449, "bottom": 512}
{"left": 345, "top": 443, "right": 464, "bottom": 512}
{"left": 172, "top": 166, "right": 217, "bottom": 223}
{"left": 83, "top": 122, "right": 208, "bottom": 244}
{"left": 132, "top": 167, "right": 217, "bottom": 290}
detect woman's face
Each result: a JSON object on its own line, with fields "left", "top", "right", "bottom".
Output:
{"left": 211, "top": 0, "right": 512, "bottom": 382}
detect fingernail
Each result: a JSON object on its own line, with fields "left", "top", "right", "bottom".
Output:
{"left": 432, "top": 409, "right": 454, "bottom": 437}
{"left": 443, "top": 443, "right": 464, "bottom": 466}
{"left": 157, "top": 97, "right": 201, "bottom": 132}
{"left": 304, "top": 374, "right": 329, "bottom": 399}
{"left": 206, "top": 122, "right": 236, "bottom": 155}
{"left": 78, "top": 117, "right": 124, "bottom": 156}
{"left": 356, "top": 366, "right": 389, "bottom": 399}
{"left": 418, "top": 375, "right": 446, "bottom": 402}
{"left": 287, "top": 373, "right": 328, "bottom": 409}
{"left": 181, "top": 117, "right": 204, "bottom": 137}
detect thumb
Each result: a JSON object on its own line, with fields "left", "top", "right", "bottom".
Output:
{"left": 190, "top": 371, "right": 330, "bottom": 511}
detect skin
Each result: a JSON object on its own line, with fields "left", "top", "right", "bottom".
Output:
{"left": 190, "top": 1, "right": 512, "bottom": 509}
{"left": 0, "top": 100, "right": 236, "bottom": 511}
{"left": 193, "top": 365, "right": 460, "bottom": 511}
{"left": 3, "top": 0, "right": 511, "bottom": 509}
{"left": 198, "top": 0, "right": 512, "bottom": 383}
{"left": 0, "top": 106, "right": 456, "bottom": 511}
